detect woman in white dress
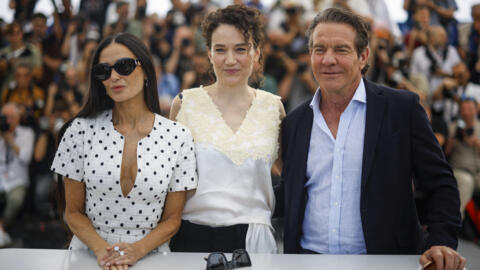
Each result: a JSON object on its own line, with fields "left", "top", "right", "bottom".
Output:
{"left": 169, "top": 5, "right": 285, "bottom": 253}
{"left": 51, "top": 33, "right": 197, "bottom": 270}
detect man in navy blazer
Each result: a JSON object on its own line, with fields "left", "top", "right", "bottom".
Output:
{"left": 277, "top": 8, "right": 465, "bottom": 270}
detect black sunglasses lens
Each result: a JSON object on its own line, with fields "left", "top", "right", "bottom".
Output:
{"left": 114, "top": 58, "right": 137, "bottom": 76}
{"left": 93, "top": 63, "right": 111, "bottom": 81}
{"left": 232, "top": 249, "right": 251, "bottom": 267}
{"left": 206, "top": 253, "right": 228, "bottom": 270}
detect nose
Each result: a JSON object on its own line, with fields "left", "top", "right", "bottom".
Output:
{"left": 225, "top": 49, "right": 236, "bottom": 65}
{"left": 321, "top": 49, "right": 336, "bottom": 65}
{"left": 109, "top": 69, "right": 121, "bottom": 81}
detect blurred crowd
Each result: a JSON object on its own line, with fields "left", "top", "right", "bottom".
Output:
{"left": 1, "top": 0, "right": 480, "bottom": 247}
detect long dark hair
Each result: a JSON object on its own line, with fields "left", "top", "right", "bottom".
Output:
{"left": 55, "top": 33, "right": 161, "bottom": 238}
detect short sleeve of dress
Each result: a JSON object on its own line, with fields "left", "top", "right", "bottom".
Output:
{"left": 169, "top": 126, "right": 197, "bottom": 192}
{"left": 51, "top": 118, "right": 85, "bottom": 182}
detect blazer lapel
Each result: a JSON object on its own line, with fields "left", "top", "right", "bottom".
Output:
{"left": 296, "top": 103, "right": 313, "bottom": 184}
{"left": 361, "top": 81, "right": 386, "bottom": 191}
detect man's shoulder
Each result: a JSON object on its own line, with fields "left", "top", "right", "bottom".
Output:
{"left": 364, "top": 81, "right": 420, "bottom": 115}
{"left": 365, "top": 80, "right": 418, "bottom": 101}
{"left": 284, "top": 99, "right": 312, "bottom": 124}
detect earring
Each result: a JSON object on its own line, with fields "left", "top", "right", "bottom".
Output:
{"left": 144, "top": 78, "right": 149, "bottom": 88}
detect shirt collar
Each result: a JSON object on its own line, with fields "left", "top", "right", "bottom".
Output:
{"left": 310, "top": 78, "right": 367, "bottom": 110}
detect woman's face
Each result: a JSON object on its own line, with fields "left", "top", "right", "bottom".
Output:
{"left": 208, "top": 24, "right": 260, "bottom": 87}
{"left": 98, "top": 43, "right": 145, "bottom": 104}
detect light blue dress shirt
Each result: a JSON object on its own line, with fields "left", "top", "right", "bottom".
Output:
{"left": 301, "top": 79, "right": 367, "bottom": 254}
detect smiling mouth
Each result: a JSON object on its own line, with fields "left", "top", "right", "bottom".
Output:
{"left": 322, "top": 72, "right": 341, "bottom": 75}
{"left": 225, "top": 69, "right": 240, "bottom": 74}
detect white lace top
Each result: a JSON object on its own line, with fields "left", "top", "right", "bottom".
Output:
{"left": 51, "top": 111, "right": 198, "bottom": 252}
{"left": 176, "top": 87, "right": 282, "bottom": 253}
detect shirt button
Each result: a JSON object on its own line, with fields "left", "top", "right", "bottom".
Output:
{"left": 334, "top": 202, "right": 339, "bottom": 206}
{"left": 332, "top": 229, "right": 336, "bottom": 233}
{"left": 335, "top": 175, "right": 339, "bottom": 179}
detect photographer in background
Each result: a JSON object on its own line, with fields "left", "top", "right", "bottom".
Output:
{"left": 0, "top": 103, "right": 35, "bottom": 247}
{"left": 1, "top": 62, "right": 45, "bottom": 130}
{"left": 410, "top": 25, "right": 461, "bottom": 102}
{"left": 165, "top": 26, "right": 195, "bottom": 89}
{"left": 31, "top": 105, "right": 70, "bottom": 220}
{"left": 0, "top": 22, "right": 42, "bottom": 91}
{"left": 445, "top": 98, "right": 480, "bottom": 220}
{"left": 432, "top": 62, "right": 480, "bottom": 124}
{"left": 44, "top": 65, "right": 83, "bottom": 118}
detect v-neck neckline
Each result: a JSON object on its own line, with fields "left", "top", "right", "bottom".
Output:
{"left": 201, "top": 86, "right": 258, "bottom": 135}
{"left": 107, "top": 110, "right": 158, "bottom": 198}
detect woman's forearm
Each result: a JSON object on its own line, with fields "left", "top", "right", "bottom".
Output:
{"left": 65, "top": 211, "right": 110, "bottom": 254}
{"left": 133, "top": 213, "right": 181, "bottom": 257}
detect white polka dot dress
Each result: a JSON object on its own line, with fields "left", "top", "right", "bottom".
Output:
{"left": 51, "top": 110, "right": 197, "bottom": 251}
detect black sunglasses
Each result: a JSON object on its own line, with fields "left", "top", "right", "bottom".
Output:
{"left": 205, "top": 249, "right": 251, "bottom": 270}
{"left": 93, "top": 57, "right": 141, "bottom": 81}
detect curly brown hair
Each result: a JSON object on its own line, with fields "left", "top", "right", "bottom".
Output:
{"left": 201, "top": 4, "right": 265, "bottom": 50}
{"left": 201, "top": 5, "right": 265, "bottom": 85}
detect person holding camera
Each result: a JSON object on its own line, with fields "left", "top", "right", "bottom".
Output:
{"left": 0, "top": 22, "right": 42, "bottom": 91}
{"left": 1, "top": 62, "right": 45, "bottom": 129}
{"left": 410, "top": 25, "right": 461, "bottom": 102}
{"left": 432, "top": 62, "right": 480, "bottom": 124}
{"left": 165, "top": 26, "right": 195, "bottom": 91}
{"left": 445, "top": 98, "right": 480, "bottom": 219}
{"left": 0, "top": 103, "right": 35, "bottom": 247}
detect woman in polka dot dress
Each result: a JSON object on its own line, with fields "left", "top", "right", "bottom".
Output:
{"left": 51, "top": 33, "right": 197, "bottom": 270}
{"left": 169, "top": 5, "right": 285, "bottom": 254}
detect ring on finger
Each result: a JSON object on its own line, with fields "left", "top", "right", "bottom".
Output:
{"left": 119, "top": 250, "right": 125, "bottom": 256}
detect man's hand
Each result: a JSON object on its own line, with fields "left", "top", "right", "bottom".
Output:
{"left": 420, "top": 245, "right": 466, "bottom": 270}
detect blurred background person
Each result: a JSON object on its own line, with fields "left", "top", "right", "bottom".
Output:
{"left": 432, "top": 62, "right": 480, "bottom": 124}
{"left": 0, "top": 21, "right": 42, "bottom": 91}
{"left": 445, "top": 98, "right": 480, "bottom": 219}
{"left": 0, "top": 103, "right": 35, "bottom": 247}
{"left": 1, "top": 62, "right": 45, "bottom": 130}
{"left": 410, "top": 25, "right": 461, "bottom": 104}
{"left": 459, "top": 4, "right": 480, "bottom": 84}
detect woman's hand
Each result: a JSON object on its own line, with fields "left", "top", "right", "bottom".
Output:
{"left": 100, "top": 242, "right": 145, "bottom": 269}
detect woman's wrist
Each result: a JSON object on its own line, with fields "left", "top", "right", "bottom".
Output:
{"left": 132, "top": 241, "right": 147, "bottom": 259}
{"left": 92, "top": 242, "right": 109, "bottom": 256}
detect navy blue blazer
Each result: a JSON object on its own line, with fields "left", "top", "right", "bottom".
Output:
{"left": 277, "top": 79, "right": 461, "bottom": 254}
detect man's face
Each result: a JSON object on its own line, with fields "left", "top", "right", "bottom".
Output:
{"left": 310, "top": 23, "right": 368, "bottom": 95}
{"left": 14, "top": 66, "right": 32, "bottom": 89}
{"left": 460, "top": 100, "right": 477, "bottom": 124}
{"left": 429, "top": 26, "right": 447, "bottom": 48}
{"left": 7, "top": 25, "right": 23, "bottom": 46}
{"left": 32, "top": 17, "right": 47, "bottom": 38}
{"left": 453, "top": 64, "right": 470, "bottom": 86}
{"left": 414, "top": 8, "right": 430, "bottom": 28}
{"left": 1, "top": 106, "right": 20, "bottom": 132}
{"left": 117, "top": 4, "right": 129, "bottom": 18}
{"left": 472, "top": 7, "right": 480, "bottom": 33}
{"left": 65, "top": 69, "right": 77, "bottom": 87}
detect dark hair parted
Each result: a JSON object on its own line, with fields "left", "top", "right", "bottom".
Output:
{"left": 306, "top": 7, "right": 371, "bottom": 74}
{"left": 55, "top": 33, "right": 160, "bottom": 238}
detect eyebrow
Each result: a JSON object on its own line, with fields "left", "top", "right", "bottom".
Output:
{"left": 213, "top": 43, "right": 250, "bottom": 47}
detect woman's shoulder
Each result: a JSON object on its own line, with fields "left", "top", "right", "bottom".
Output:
{"left": 180, "top": 86, "right": 204, "bottom": 98}
{"left": 67, "top": 111, "right": 110, "bottom": 131}
{"left": 255, "top": 89, "right": 281, "bottom": 102}
{"left": 155, "top": 113, "right": 193, "bottom": 138}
